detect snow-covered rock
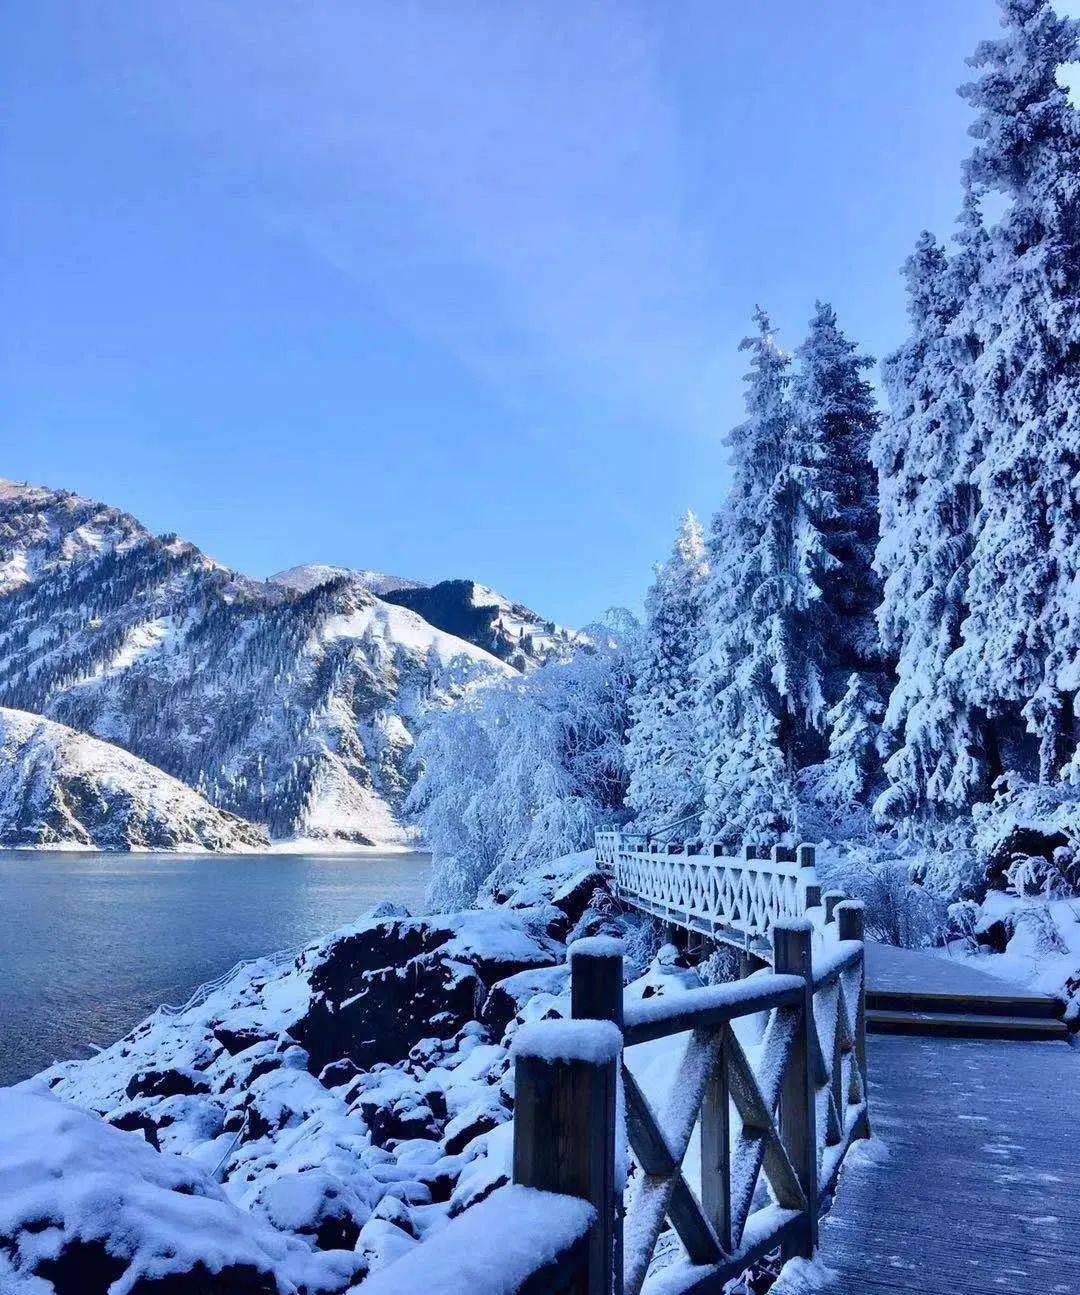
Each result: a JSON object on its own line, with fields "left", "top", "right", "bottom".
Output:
{"left": 0, "top": 479, "right": 519, "bottom": 844}
{"left": 0, "top": 706, "right": 267, "bottom": 850}
{"left": 0, "top": 1087, "right": 365, "bottom": 1294}
{"left": 15, "top": 853, "right": 634, "bottom": 1292}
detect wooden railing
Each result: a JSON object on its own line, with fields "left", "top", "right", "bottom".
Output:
{"left": 596, "top": 832, "right": 822, "bottom": 954}
{"left": 365, "top": 905, "right": 869, "bottom": 1295}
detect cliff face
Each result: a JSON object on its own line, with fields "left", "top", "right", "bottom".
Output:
{"left": 0, "top": 480, "right": 513, "bottom": 843}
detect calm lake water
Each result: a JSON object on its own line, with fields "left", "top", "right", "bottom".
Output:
{"left": 0, "top": 850, "right": 431, "bottom": 1086}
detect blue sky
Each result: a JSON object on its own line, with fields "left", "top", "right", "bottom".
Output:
{"left": 2, "top": 1, "right": 1074, "bottom": 625}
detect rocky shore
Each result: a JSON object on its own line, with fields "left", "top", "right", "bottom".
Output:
{"left": 3, "top": 852, "right": 654, "bottom": 1293}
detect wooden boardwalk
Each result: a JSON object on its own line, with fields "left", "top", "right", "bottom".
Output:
{"left": 805, "top": 1031, "right": 1080, "bottom": 1295}
{"left": 864, "top": 941, "right": 1049, "bottom": 1000}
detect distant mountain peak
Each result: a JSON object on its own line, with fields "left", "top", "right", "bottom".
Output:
{"left": 270, "top": 564, "right": 423, "bottom": 597}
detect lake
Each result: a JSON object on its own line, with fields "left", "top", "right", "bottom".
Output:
{"left": 0, "top": 850, "right": 431, "bottom": 1086}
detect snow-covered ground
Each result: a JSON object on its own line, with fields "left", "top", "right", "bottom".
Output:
{"left": 3, "top": 851, "right": 626, "bottom": 1292}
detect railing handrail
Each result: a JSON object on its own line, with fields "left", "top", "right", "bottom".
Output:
{"left": 365, "top": 900, "right": 870, "bottom": 1295}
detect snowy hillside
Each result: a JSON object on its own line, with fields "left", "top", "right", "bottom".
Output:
{"left": 0, "top": 480, "right": 514, "bottom": 845}
{"left": 274, "top": 564, "right": 577, "bottom": 671}
{"left": 0, "top": 707, "right": 266, "bottom": 850}
{"left": 271, "top": 564, "right": 423, "bottom": 598}
{"left": 382, "top": 579, "right": 579, "bottom": 671}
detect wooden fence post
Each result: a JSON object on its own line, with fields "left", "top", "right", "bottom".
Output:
{"left": 570, "top": 938, "right": 624, "bottom": 1294}
{"left": 513, "top": 1019, "right": 620, "bottom": 1295}
{"left": 700, "top": 1035, "right": 732, "bottom": 1254}
{"left": 836, "top": 900, "right": 870, "bottom": 1139}
{"left": 571, "top": 938, "right": 625, "bottom": 1030}
{"left": 772, "top": 919, "right": 818, "bottom": 1261}
{"left": 823, "top": 890, "right": 846, "bottom": 927}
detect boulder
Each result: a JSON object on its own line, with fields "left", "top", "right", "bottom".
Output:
{"left": 480, "top": 965, "right": 569, "bottom": 1039}
{"left": 293, "top": 913, "right": 558, "bottom": 1075}
{"left": 442, "top": 1095, "right": 510, "bottom": 1156}
{"left": 125, "top": 1066, "right": 210, "bottom": 1102}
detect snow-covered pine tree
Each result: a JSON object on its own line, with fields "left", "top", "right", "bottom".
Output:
{"left": 811, "top": 672, "right": 886, "bottom": 810}
{"left": 699, "top": 303, "right": 884, "bottom": 843}
{"left": 699, "top": 309, "right": 800, "bottom": 842}
{"left": 790, "top": 301, "right": 882, "bottom": 688}
{"left": 951, "top": 0, "right": 1080, "bottom": 784}
{"left": 873, "top": 196, "right": 991, "bottom": 825}
{"left": 625, "top": 511, "right": 709, "bottom": 830}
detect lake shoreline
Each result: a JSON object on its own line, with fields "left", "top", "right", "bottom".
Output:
{"left": 0, "top": 849, "right": 431, "bottom": 1086}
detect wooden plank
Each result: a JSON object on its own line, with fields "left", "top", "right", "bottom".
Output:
{"left": 817, "top": 1034, "right": 1080, "bottom": 1294}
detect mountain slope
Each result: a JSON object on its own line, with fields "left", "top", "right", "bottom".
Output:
{"left": 0, "top": 480, "right": 513, "bottom": 844}
{"left": 272, "top": 564, "right": 423, "bottom": 598}
{"left": 272, "top": 563, "right": 577, "bottom": 672}
{"left": 381, "top": 579, "right": 577, "bottom": 671}
{"left": 0, "top": 707, "right": 267, "bottom": 850}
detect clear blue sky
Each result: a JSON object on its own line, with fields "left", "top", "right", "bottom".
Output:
{"left": 3, "top": 1, "right": 1067, "bottom": 625}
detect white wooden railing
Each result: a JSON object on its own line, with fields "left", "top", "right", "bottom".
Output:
{"left": 596, "top": 832, "right": 821, "bottom": 953}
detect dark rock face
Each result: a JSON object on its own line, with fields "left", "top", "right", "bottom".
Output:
{"left": 125, "top": 1067, "right": 210, "bottom": 1101}
{"left": 293, "top": 915, "right": 558, "bottom": 1076}
{"left": 128, "top": 1264, "right": 279, "bottom": 1294}
{"left": 984, "top": 825, "right": 1071, "bottom": 890}
{"left": 34, "top": 1239, "right": 128, "bottom": 1295}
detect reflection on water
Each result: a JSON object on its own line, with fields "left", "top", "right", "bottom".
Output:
{"left": 0, "top": 850, "right": 431, "bottom": 1086}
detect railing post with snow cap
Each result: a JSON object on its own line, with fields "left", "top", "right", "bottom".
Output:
{"left": 836, "top": 899, "right": 869, "bottom": 1137}
{"left": 513, "top": 1018, "right": 620, "bottom": 1295}
{"left": 772, "top": 918, "right": 818, "bottom": 1261}
{"left": 570, "top": 938, "right": 625, "bottom": 1295}
{"left": 823, "top": 890, "right": 846, "bottom": 926}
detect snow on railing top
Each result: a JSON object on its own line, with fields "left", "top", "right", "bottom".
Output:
{"left": 596, "top": 831, "right": 821, "bottom": 949}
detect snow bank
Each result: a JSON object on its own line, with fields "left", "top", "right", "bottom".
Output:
{"left": 360, "top": 1185, "right": 595, "bottom": 1295}
{"left": 0, "top": 1088, "right": 363, "bottom": 1294}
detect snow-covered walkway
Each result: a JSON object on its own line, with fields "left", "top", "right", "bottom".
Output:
{"left": 804, "top": 1032, "right": 1080, "bottom": 1294}
{"left": 864, "top": 940, "right": 1050, "bottom": 999}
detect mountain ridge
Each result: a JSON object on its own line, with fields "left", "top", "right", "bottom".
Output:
{"left": 0, "top": 478, "right": 568, "bottom": 845}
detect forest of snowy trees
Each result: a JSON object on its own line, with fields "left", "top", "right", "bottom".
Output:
{"left": 412, "top": 0, "right": 1080, "bottom": 916}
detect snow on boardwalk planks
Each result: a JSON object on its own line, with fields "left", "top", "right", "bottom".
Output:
{"left": 805, "top": 1033, "right": 1080, "bottom": 1295}
{"left": 864, "top": 941, "right": 1049, "bottom": 1000}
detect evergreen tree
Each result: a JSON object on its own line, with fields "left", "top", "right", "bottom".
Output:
{"left": 790, "top": 302, "right": 882, "bottom": 684}
{"left": 813, "top": 672, "right": 885, "bottom": 810}
{"left": 952, "top": 0, "right": 1080, "bottom": 783}
{"left": 874, "top": 198, "right": 991, "bottom": 824}
{"left": 625, "top": 511, "right": 709, "bottom": 829}
{"left": 699, "top": 304, "right": 883, "bottom": 842}
{"left": 699, "top": 309, "right": 800, "bottom": 841}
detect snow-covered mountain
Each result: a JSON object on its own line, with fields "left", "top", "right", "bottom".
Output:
{"left": 0, "top": 480, "right": 516, "bottom": 845}
{"left": 274, "top": 563, "right": 577, "bottom": 672}
{"left": 0, "top": 707, "right": 266, "bottom": 850}
{"left": 381, "top": 579, "right": 578, "bottom": 672}
{"left": 272, "top": 564, "right": 422, "bottom": 599}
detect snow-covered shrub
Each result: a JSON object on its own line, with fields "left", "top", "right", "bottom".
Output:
{"left": 824, "top": 853, "right": 948, "bottom": 948}
{"left": 410, "top": 614, "right": 637, "bottom": 910}
{"left": 972, "top": 776, "right": 1080, "bottom": 899}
